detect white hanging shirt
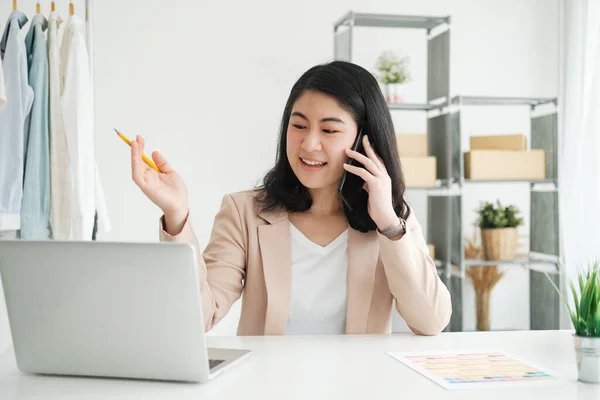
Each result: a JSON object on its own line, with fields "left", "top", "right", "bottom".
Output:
{"left": 60, "top": 15, "right": 110, "bottom": 240}
{"left": 47, "top": 11, "right": 72, "bottom": 240}
{"left": 0, "top": 51, "right": 5, "bottom": 107}
{"left": 284, "top": 224, "right": 349, "bottom": 335}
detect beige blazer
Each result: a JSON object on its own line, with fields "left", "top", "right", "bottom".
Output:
{"left": 159, "top": 190, "right": 452, "bottom": 336}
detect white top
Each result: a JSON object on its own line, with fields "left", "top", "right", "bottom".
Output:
{"left": 48, "top": 11, "right": 72, "bottom": 240}
{"left": 0, "top": 330, "right": 595, "bottom": 399}
{"left": 0, "top": 51, "right": 5, "bottom": 107}
{"left": 59, "top": 15, "right": 111, "bottom": 239}
{"left": 284, "top": 224, "right": 348, "bottom": 335}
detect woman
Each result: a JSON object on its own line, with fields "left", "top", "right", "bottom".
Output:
{"left": 130, "top": 61, "right": 452, "bottom": 336}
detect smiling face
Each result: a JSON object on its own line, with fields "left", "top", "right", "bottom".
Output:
{"left": 286, "top": 90, "right": 359, "bottom": 192}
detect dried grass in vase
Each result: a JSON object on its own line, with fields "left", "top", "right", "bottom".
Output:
{"left": 465, "top": 227, "right": 503, "bottom": 331}
{"left": 465, "top": 226, "right": 529, "bottom": 331}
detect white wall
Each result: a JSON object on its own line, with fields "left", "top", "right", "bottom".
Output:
{"left": 0, "top": 0, "right": 559, "bottom": 353}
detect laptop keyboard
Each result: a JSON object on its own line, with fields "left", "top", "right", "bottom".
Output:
{"left": 209, "top": 359, "right": 226, "bottom": 369}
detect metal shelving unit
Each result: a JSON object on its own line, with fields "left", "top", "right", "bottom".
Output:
{"left": 463, "top": 257, "right": 559, "bottom": 268}
{"left": 334, "top": 11, "right": 451, "bottom": 105}
{"left": 333, "top": 11, "right": 562, "bottom": 333}
{"left": 387, "top": 103, "right": 440, "bottom": 111}
{"left": 462, "top": 179, "right": 558, "bottom": 184}
{"left": 334, "top": 12, "right": 451, "bottom": 32}
{"left": 452, "top": 96, "right": 557, "bottom": 107}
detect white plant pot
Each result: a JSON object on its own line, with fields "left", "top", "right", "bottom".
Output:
{"left": 385, "top": 83, "right": 406, "bottom": 104}
{"left": 574, "top": 335, "right": 600, "bottom": 383}
{"left": 378, "top": 82, "right": 387, "bottom": 99}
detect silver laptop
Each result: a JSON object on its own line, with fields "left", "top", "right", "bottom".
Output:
{"left": 0, "top": 240, "right": 251, "bottom": 383}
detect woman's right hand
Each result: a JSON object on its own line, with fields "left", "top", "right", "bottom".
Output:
{"left": 131, "top": 136, "right": 189, "bottom": 231}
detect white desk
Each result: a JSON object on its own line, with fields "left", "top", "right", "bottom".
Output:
{"left": 0, "top": 330, "right": 597, "bottom": 399}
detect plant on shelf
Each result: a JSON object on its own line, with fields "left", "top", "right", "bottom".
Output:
{"left": 475, "top": 200, "right": 524, "bottom": 261}
{"left": 546, "top": 259, "right": 600, "bottom": 383}
{"left": 374, "top": 50, "right": 411, "bottom": 103}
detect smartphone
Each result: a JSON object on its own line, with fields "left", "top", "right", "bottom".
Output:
{"left": 338, "top": 128, "right": 366, "bottom": 212}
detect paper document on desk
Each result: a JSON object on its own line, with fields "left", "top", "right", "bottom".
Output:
{"left": 387, "top": 349, "right": 563, "bottom": 390}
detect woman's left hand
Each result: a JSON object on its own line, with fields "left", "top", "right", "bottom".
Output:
{"left": 343, "top": 135, "right": 400, "bottom": 231}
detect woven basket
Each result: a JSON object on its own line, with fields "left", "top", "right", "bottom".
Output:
{"left": 481, "top": 227, "right": 518, "bottom": 261}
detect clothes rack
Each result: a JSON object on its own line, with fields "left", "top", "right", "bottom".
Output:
{"left": 6, "top": 1, "right": 94, "bottom": 88}
{"left": 0, "top": 0, "right": 102, "bottom": 240}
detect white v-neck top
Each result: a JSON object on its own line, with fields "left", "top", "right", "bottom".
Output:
{"left": 284, "top": 224, "right": 349, "bottom": 335}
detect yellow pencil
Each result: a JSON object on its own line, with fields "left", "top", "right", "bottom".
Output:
{"left": 114, "top": 129, "right": 161, "bottom": 172}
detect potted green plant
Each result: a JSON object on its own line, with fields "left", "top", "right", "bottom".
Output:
{"left": 475, "top": 200, "right": 524, "bottom": 261}
{"left": 374, "top": 50, "right": 411, "bottom": 103}
{"left": 546, "top": 260, "right": 600, "bottom": 383}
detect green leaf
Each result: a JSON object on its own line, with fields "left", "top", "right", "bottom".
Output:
{"left": 595, "top": 299, "right": 600, "bottom": 336}
{"left": 595, "top": 274, "right": 600, "bottom": 336}
{"left": 587, "top": 285, "right": 597, "bottom": 336}
{"left": 569, "top": 308, "right": 579, "bottom": 335}
{"left": 579, "top": 316, "right": 588, "bottom": 336}
{"left": 581, "top": 268, "right": 599, "bottom": 337}
{"left": 580, "top": 290, "right": 589, "bottom": 323}
{"left": 580, "top": 270, "right": 597, "bottom": 322}
{"left": 544, "top": 272, "right": 576, "bottom": 327}
{"left": 569, "top": 279, "right": 580, "bottom": 321}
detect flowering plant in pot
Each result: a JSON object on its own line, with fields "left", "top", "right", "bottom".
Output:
{"left": 374, "top": 50, "right": 411, "bottom": 103}
{"left": 475, "top": 200, "right": 524, "bottom": 261}
{"left": 546, "top": 260, "right": 600, "bottom": 383}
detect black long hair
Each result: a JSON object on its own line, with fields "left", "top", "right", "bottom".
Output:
{"left": 255, "top": 60, "right": 410, "bottom": 232}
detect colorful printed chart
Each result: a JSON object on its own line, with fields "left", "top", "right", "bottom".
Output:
{"left": 387, "top": 349, "right": 562, "bottom": 390}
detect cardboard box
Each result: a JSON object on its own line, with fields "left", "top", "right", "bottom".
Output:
{"left": 464, "top": 150, "right": 545, "bottom": 180}
{"left": 427, "top": 244, "right": 435, "bottom": 260}
{"left": 401, "top": 157, "right": 437, "bottom": 187}
{"left": 397, "top": 134, "right": 428, "bottom": 157}
{"left": 470, "top": 134, "right": 527, "bottom": 151}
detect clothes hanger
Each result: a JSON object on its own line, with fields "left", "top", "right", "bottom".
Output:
{"left": 12, "top": 0, "right": 17, "bottom": 11}
{"left": 69, "top": 0, "right": 75, "bottom": 16}
{"left": 36, "top": 1, "right": 41, "bottom": 14}
{"left": 51, "top": 1, "right": 56, "bottom": 12}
